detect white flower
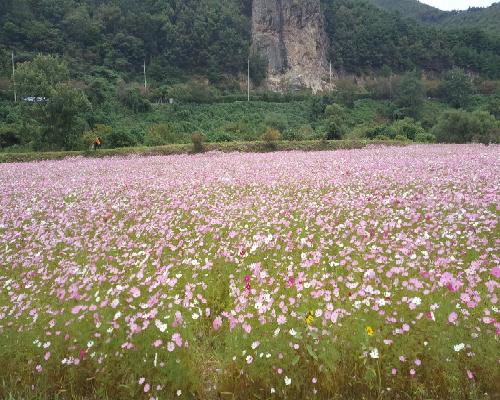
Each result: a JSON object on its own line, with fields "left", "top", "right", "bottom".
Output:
{"left": 284, "top": 376, "right": 292, "bottom": 386}
{"left": 192, "top": 313, "right": 200, "bottom": 320}
{"left": 176, "top": 389, "right": 182, "bottom": 396}
{"left": 369, "top": 348, "right": 380, "bottom": 359}
{"left": 251, "top": 341, "right": 260, "bottom": 350}
{"left": 270, "top": 388, "right": 276, "bottom": 394}
{"left": 411, "top": 297, "right": 422, "bottom": 306}
{"left": 289, "top": 328, "right": 297, "bottom": 336}
{"left": 87, "top": 341, "right": 94, "bottom": 348}
{"left": 454, "top": 343, "right": 465, "bottom": 352}
{"left": 155, "top": 319, "right": 168, "bottom": 333}
{"left": 273, "top": 328, "right": 280, "bottom": 337}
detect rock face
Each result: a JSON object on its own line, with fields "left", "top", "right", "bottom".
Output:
{"left": 251, "top": 0, "right": 330, "bottom": 92}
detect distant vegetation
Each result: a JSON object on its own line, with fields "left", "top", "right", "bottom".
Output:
{"left": 0, "top": 0, "right": 499, "bottom": 153}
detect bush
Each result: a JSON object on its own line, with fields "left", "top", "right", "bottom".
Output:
{"left": 83, "top": 124, "right": 113, "bottom": 148}
{"left": 261, "top": 127, "right": 281, "bottom": 149}
{"left": 191, "top": 132, "right": 205, "bottom": 153}
{"left": 415, "top": 132, "right": 437, "bottom": 143}
{"left": 0, "top": 124, "right": 22, "bottom": 149}
{"left": 432, "top": 110, "right": 498, "bottom": 144}
{"left": 395, "top": 70, "right": 425, "bottom": 118}
{"left": 325, "top": 119, "right": 344, "bottom": 140}
{"left": 144, "top": 124, "right": 176, "bottom": 146}
{"left": 263, "top": 113, "right": 288, "bottom": 133}
{"left": 391, "top": 118, "right": 425, "bottom": 141}
{"left": 206, "top": 131, "right": 235, "bottom": 143}
{"left": 118, "top": 87, "right": 151, "bottom": 113}
{"left": 107, "top": 130, "right": 137, "bottom": 148}
{"left": 439, "top": 69, "right": 474, "bottom": 108}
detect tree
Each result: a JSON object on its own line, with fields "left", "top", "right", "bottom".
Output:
{"left": 16, "top": 55, "right": 69, "bottom": 98}
{"left": 440, "top": 68, "right": 474, "bottom": 108}
{"left": 432, "top": 110, "right": 498, "bottom": 143}
{"left": 37, "top": 83, "right": 91, "bottom": 150}
{"left": 395, "top": 71, "right": 425, "bottom": 118}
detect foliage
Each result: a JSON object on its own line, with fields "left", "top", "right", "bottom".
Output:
{"left": 440, "top": 69, "right": 475, "bottom": 108}
{"left": 415, "top": 131, "right": 437, "bottom": 143}
{"left": 261, "top": 127, "right": 281, "bottom": 149}
{"left": 144, "top": 123, "right": 176, "bottom": 146}
{"left": 391, "top": 118, "right": 425, "bottom": 141}
{"left": 395, "top": 70, "right": 425, "bottom": 118}
{"left": 107, "top": 129, "right": 138, "bottom": 148}
{"left": 432, "top": 110, "right": 499, "bottom": 144}
{"left": 15, "top": 55, "right": 69, "bottom": 98}
{"left": 36, "top": 83, "right": 91, "bottom": 150}
{"left": 191, "top": 132, "right": 205, "bottom": 153}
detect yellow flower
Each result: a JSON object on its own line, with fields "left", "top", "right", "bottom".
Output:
{"left": 306, "top": 311, "right": 314, "bottom": 326}
{"left": 366, "top": 326, "right": 374, "bottom": 336}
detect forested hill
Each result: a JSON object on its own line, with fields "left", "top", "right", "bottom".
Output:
{"left": 369, "top": 0, "right": 500, "bottom": 35}
{"left": 1, "top": 0, "right": 500, "bottom": 82}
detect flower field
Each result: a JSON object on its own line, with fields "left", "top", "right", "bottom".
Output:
{"left": 0, "top": 145, "right": 499, "bottom": 399}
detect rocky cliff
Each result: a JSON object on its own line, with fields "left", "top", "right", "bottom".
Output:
{"left": 251, "top": 0, "right": 330, "bottom": 92}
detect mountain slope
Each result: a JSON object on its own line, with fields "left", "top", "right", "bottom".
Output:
{"left": 369, "top": 0, "right": 448, "bottom": 23}
{"left": 440, "top": 3, "right": 500, "bottom": 35}
{"left": 368, "top": 0, "right": 500, "bottom": 34}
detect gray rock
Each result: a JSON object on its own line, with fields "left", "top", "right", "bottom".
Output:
{"left": 251, "top": 0, "right": 331, "bottom": 92}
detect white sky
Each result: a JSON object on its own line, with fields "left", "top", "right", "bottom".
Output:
{"left": 419, "top": 0, "right": 497, "bottom": 10}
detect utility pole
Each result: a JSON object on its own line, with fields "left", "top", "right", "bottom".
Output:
{"left": 143, "top": 58, "right": 147, "bottom": 92}
{"left": 11, "top": 51, "right": 17, "bottom": 102}
{"left": 247, "top": 58, "right": 250, "bottom": 102}
{"left": 329, "top": 61, "right": 332, "bottom": 89}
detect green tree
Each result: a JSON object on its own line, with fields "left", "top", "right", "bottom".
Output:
{"left": 440, "top": 68, "right": 474, "bottom": 108}
{"left": 16, "top": 55, "right": 69, "bottom": 98}
{"left": 432, "top": 110, "right": 498, "bottom": 143}
{"left": 395, "top": 71, "right": 425, "bottom": 118}
{"left": 37, "top": 83, "right": 91, "bottom": 150}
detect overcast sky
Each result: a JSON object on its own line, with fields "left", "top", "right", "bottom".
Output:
{"left": 419, "top": 0, "right": 497, "bottom": 10}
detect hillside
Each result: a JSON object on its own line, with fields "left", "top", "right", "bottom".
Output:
{"left": 368, "top": 0, "right": 500, "bottom": 35}
{"left": 439, "top": 3, "right": 500, "bottom": 35}
{"left": 369, "top": 0, "right": 448, "bottom": 23}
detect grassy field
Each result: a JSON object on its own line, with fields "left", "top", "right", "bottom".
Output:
{"left": 0, "top": 145, "right": 498, "bottom": 400}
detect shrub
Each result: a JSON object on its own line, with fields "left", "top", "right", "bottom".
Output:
{"left": 391, "top": 118, "right": 425, "bottom": 141}
{"left": 432, "top": 110, "right": 498, "bottom": 144}
{"left": 118, "top": 87, "right": 151, "bottom": 113}
{"left": 191, "top": 132, "right": 205, "bottom": 153}
{"left": 107, "top": 130, "right": 137, "bottom": 148}
{"left": 415, "top": 132, "right": 437, "bottom": 143}
{"left": 395, "top": 70, "right": 425, "bottom": 118}
{"left": 439, "top": 69, "right": 474, "bottom": 108}
{"left": 83, "top": 124, "right": 113, "bottom": 148}
{"left": 0, "top": 124, "right": 22, "bottom": 149}
{"left": 263, "top": 113, "right": 288, "bottom": 133}
{"left": 144, "top": 124, "right": 176, "bottom": 146}
{"left": 325, "top": 119, "right": 344, "bottom": 140}
{"left": 206, "top": 131, "right": 235, "bottom": 143}
{"left": 261, "top": 127, "right": 281, "bottom": 149}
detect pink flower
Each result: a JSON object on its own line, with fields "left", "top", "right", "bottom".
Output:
{"left": 35, "top": 365, "right": 42, "bottom": 373}
{"left": 391, "top": 368, "right": 397, "bottom": 376}
{"left": 153, "top": 339, "right": 163, "bottom": 348}
{"left": 130, "top": 287, "right": 141, "bottom": 298}
{"left": 491, "top": 267, "right": 500, "bottom": 279}
{"left": 167, "top": 342, "right": 175, "bottom": 352}
{"left": 139, "top": 377, "right": 145, "bottom": 385}
{"left": 448, "top": 312, "right": 458, "bottom": 325}
{"left": 467, "top": 370, "right": 474, "bottom": 380}
{"left": 172, "top": 333, "right": 183, "bottom": 347}
{"left": 144, "top": 383, "right": 150, "bottom": 393}
{"left": 415, "top": 359, "right": 421, "bottom": 366}
{"left": 213, "top": 316, "right": 222, "bottom": 331}
{"left": 44, "top": 352, "right": 51, "bottom": 361}
{"left": 410, "top": 369, "right": 416, "bottom": 376}
{"left": 277, "top": 315, "right": 287, "bottom": 325}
